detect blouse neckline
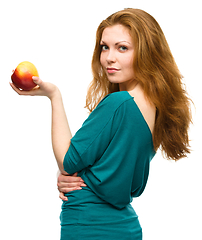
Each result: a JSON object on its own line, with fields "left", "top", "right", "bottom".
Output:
{"left": 122, "top": 91, "right": 154, "bottom": 145}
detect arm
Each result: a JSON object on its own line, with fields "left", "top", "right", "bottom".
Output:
{"left": 10, "top": 77, "right": 71, "bottom": 174}
{"left": 50, "top": 87, "right": 72, "bottom": 174}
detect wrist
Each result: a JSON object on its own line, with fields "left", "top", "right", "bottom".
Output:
{"left": 49, "top": 87, "right": 61, "bottom": 101}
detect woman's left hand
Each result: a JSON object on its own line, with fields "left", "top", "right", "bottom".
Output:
{"left": 57, "top": 172, "right": 87, "bottom": 201}
{"left": 10, "top": 76, "right": 59, "bottom": 100}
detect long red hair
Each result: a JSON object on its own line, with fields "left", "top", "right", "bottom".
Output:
{"left": 86, "top": 8, "right": 192, "bottom": 160}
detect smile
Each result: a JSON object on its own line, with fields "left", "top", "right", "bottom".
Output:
{"left": 106, "top": 68, "right": 120, "bottom": 74}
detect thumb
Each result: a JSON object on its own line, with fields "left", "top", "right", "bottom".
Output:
{"left": 72, "top": 172, "right": 78, "bottom": 177}
{"left": 32, "top": 76, "right": 43, "bottom": 86}
{"left": 59, "top": 192, "right": 68, "bottom": 201}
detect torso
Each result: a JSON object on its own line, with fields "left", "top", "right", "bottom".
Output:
{"left": 61, "top": 91, "right": 155, "bottom": 239}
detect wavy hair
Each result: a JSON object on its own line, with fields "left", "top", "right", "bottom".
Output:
{"left": 86, "top": 8, "right": 192, "bottom": 160}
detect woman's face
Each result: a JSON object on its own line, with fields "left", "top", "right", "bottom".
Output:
{"left": 100, "top": 24, "right": 136, "bottom": 90}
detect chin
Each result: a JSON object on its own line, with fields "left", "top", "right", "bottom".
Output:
{"left": 107, "top": 75, "right": 121, "bottom": 84}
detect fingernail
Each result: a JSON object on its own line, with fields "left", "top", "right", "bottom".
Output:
{"left": 32, "top": 76, "right": 38, "bottom": 82}
{"left": 81, "top": 183, "right": 87, "bottom": 187}
{"left": 76, "top": 187, "right": 82, "bottom": 190}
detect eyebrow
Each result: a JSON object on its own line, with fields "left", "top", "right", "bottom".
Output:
{"left": 100, "top": 40, "right": 131, "bottom": 45}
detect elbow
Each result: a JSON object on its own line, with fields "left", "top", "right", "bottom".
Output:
{"left": 55, "top": 146, "right": 70, "bottom": 175}
{"left": 56, "top": 154, "right": 69, "bottom": 175}
{"left": 60, "top": 169, "right": 69, "bottom": 175}
{"left": 58, "top": 162, "right": 69, "bottom": 175}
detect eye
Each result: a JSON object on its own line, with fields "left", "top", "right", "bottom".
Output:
{"left": 100, "top": 45, "right": 109, "bottom": 51}
{"left": 119, "top": 46, "right": 128, "bottom": 52}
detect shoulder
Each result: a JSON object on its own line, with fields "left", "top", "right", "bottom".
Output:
{"left": 87, "top": 91, "right": 133, "bottom": 123}
{"left": 98, "top": 91, "right": 133, "bottom": 110}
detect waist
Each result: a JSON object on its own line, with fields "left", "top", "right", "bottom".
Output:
{"left": 61, "top": 186, "right": 138, "bottom": 226}
{"left": 64, "top": 186, "right": 107, "bottom": 206}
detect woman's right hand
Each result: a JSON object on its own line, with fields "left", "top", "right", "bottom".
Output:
{"left": 57, "top": 172, "right": 87, "bottom": 201}
{"left": 10, "top": 76, "right": 59, "bottom": 100}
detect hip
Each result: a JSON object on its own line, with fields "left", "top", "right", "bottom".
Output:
{"left": 60, "top": 186, "right": 140, "bottom": 227}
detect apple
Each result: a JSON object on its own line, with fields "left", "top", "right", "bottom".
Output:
{"left": 11, "top": 61, "right": 39, "bottom": 90}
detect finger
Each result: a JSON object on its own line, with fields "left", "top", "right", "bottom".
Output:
{"left": 59, "top": 192, "right": 68, "bottom": 201}
{"left": 32, "top": 76, "right": 42, "bottom": 85}
{"left": 57, "top": 181, "right": 78, "bottom": 188}
{"left": 10, "top": 82, "right": 40, "bottom": 96}
{"left": 57, "top": 172, "right": 82, "bottom": 182}
{"left": 32, "top": 77, "right": 46, "bottom": 90}
{"left": 58, "top": 174, "right": 84, "bottom": 184}
{"left": 57, "top": 181, "right": 86, "bottom": 189}
{"left": 10, "top": 82, "right": 19, "bottom": 93}
{"left": 57, "top": 179, "right": 86, "bottom": 189}
{"left": 57, "top": 178, "right": 84, "bottom": 188}
{"left": 72, "top": 172, "right": 78, "bottom": 177}
{"left": 59, "top": 186, "right": 82, "bottom": 193}
{"left": 10, "top": 82, "right": 31, "bottom": 95}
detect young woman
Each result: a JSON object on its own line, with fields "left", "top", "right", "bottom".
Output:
{"left": 10, "top": 8, "right": 192, "bottom": 240}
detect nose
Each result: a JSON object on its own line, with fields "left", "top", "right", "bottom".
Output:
{"left": 106, "top": 49, "right": 116, "bottom": 64}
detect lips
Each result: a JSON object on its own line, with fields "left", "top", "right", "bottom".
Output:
{"left": 106, "top": 67, "right": 120, "bottom": 74}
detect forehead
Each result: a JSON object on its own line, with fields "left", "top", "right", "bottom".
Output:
{"left": 101, "top": 24, "right": 132, "bottom": 43}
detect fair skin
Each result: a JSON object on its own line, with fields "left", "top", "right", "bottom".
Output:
{"left": 10, "top": 24, "right": 156, "bottom": 201}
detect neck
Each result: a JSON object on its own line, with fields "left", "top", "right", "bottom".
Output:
{"left": 119, "top": 79, "right": 138, "bottom": 92}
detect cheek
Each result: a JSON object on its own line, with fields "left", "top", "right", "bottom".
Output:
{"left": 100, "top": 53, "right": 105, "bottom": 67}
{"left": 119, "top": 51, "right": 132, "bottom": 66}
{"left": 122, "top": 57, "right": 133, "bottom": 71}
{"left": 122, "top": 57, "right": 135, "bottom": 77}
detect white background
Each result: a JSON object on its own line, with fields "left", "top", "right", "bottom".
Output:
{"left": 0, "top": 0, "right": 201, "bottom": 239}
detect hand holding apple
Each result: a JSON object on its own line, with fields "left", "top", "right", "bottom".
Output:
{"left": 10, "top": 61, "right": 60, "bottom": 99}
{"left": 10, "top": 76, "right": 59, "bottom": 100}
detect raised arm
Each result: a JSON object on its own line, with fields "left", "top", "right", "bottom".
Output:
{"left": 50, "top": 84, "right": 72, "bottom": 174}
{"left": 10, "top": 77, "right": 71, "bottom": 175}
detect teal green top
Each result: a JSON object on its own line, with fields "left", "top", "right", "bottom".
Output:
{"left": 63, "top": 91, "right": 155, "bottom": 210}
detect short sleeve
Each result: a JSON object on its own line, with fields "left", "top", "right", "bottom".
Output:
{"left": 63, "top": 95, "right": 122, "bottom": 174}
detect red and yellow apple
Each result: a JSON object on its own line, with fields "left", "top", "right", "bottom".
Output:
{"left": 11, "top": 61, "right": 39, "bottom": 90}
